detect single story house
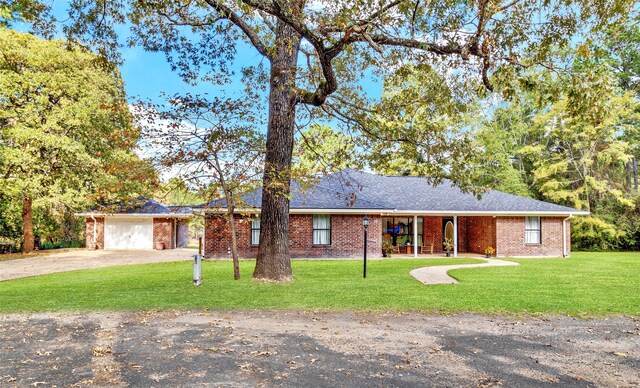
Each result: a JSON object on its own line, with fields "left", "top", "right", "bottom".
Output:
{"left": 198, "top": 169, "right": 588, "bottom": 259}
{"left": 77, "top": 198, "right": 192, "bottom": 250}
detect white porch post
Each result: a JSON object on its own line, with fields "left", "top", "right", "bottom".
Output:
{"left": 413, "top": 215, "right": 418, "bottom": 258}
{"left": 453, "top": 216, "right": 458, "bottom": 258}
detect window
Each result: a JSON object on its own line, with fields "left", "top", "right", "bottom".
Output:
{"left": 313, "top": 214, "right": 331, "bottom": 245}
{"left": 525, "top": 216, "right": 541, "bottom": 244}
{"left": 382, "top": 217, "right": 423, "bottom": 247}
{"left": 251, "top": 217, "right": 260, "bottom": 245}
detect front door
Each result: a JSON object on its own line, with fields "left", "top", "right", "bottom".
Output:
{"left": 442, "top": 217, "right": 454, "bottom": 251}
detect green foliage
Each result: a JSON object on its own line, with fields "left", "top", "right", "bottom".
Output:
{"left": 604, "top": 13, "right": 640, "bottom": 94}
{"left": 39, "top": 240, "right": 84, "bottom": 250}
{"left": 477, "top": 44, "right": 640, "bottom": 250}
{"left": 1, "top": 252, "right": 639, "bottom": 316}
{"left": 136, "top": 94, "right": 264, "bottom": 207}
{"left": 293, "top": 124, "right": 363, "bottom": 176}
{"left": 0, "top": 29, "right": 157, "bottom": 248}
{"left": 361, "top": 64, "right": 485, "bottom": 193}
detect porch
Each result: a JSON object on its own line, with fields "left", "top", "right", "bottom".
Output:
{"left": 384, "top": 252, "right": 491, "bottom": 259}
{"left": 381, "top": 215, "right": 497, "bottom": 258}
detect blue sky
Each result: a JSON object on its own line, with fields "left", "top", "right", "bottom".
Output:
{"left": 14, "top": 4, "right": 383, "bottom": 108}
{"left": 13, "top": 3, "right": 270, "bottom": 105}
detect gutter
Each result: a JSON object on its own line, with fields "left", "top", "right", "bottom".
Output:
{"left": 196, "top": 208, "right": 589, "bottom": 217}
{"left": 75, "top": 213, "right": 192, "bottom": 218}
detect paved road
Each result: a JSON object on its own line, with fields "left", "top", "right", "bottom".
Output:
{"left": 0, "top": 311, "right": 638, "bottom": 387}
{"left": 0, "top": 248, "right": 197, "bottom": 281}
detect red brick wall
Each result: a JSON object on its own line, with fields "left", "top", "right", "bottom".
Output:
{"left": 153, "top": 218, "right": 174, "bottom": 249}
{"left": 496, "top": 216, "right": 567, "bottom": 257}
{"left": 465, "top": 216, "right": 497, "bottom": 254}
{"left": 422, "top": 216, "right": 444, "bottom": 253}
{"left": 204, "top": 214, "right": 382, "bottom": 259}
{"left": 85, "top": 217, "right": 104, "bottom": 249}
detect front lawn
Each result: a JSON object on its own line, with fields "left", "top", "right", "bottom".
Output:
{"left": 0, "top": 252, "right": 638, "bottom": 315}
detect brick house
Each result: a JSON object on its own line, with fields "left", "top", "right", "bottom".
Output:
{"left": 78, "top": 198, "right": 191, "bottom": 250}
{"left": 200, "top": 169, "right": 588, "bottom": 259}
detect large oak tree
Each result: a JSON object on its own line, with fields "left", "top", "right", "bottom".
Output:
{"left": 0, "top": 28, "right": 155, "bottom": 252}
{"left": 8, "top": 0, "right": 635, "bottom": 277}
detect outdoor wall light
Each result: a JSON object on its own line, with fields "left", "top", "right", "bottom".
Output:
{"left": 362, "top": 215, "right": 369, "bottom": 278}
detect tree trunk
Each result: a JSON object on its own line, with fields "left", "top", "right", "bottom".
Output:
{"left": 227, "top": 210, "right": 241, "bottom": 280}
{"left": 253, "top": 15, "right": 302, "bottom": 282}
{"left": 633, "top": 157, "right": 638, "bottom": 190}
{"left": 22, "top": 196, "right": 35, "bottom": 253}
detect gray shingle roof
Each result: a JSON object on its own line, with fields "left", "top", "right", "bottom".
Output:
{"left": 205, "top": 169, "right": 587, "bottom": 215}
{"left": 83, "top": 198, "right": 192, "bottom": 216}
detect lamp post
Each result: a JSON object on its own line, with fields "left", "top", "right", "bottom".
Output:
{"left": 362, "top": 215, "right": 370, "bottom": 278}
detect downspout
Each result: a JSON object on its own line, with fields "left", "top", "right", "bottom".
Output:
{"left": 562, "top": 214, "right": 572, "bottom": 257}
{"left": 90, "top": 215, "right": 97, "bottom": 249}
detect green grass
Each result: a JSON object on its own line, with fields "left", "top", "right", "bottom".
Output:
{"left": 0, "top": 252, "right": 638, "bottom": 316}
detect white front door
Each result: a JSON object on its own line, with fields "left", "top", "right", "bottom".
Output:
{"left": 104, "top": 218, "right": 153, "bottom": 250}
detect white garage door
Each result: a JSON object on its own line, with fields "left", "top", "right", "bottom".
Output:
{"left": 104, "top": 218, "right": 153, "bottom": 250}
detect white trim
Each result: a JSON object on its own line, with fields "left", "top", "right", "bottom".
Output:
{"left": 77, "top": 213, "right": 191, "bottom": 218}
{"left": 384, "top": 210, "right": 589, "bottom": 216}
{"left": 196, "top": 208, "right": 588, "bottom": 217}
{"left": 453, "top": 216, "right": 458, "bottom": 258}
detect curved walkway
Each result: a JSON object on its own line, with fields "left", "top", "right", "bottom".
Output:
{"left": 0, "top": 248, "right": 197, "bottom": 282}
{"left": 410, "top": 257, "right": 520, "bottom": 285}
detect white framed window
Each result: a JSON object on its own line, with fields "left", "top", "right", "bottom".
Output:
{"left": 525, "top": 216, "right": 541, "bottom": 244}
{"left": 251, "top": 217, "right": 260, "bottom": 245}
{"left": 313, "top": 214, "right": 331, "bottom": 245}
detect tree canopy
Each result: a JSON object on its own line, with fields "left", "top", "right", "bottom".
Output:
{"left": 0, "top": 28, "right": 156, "bottom": 251}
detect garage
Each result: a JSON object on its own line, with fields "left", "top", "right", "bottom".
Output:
{"left": 104, "top": 217, "right": 153, "bottom": 250}
{"left": 78, "top": 198, "right": 193, "bottom": 250}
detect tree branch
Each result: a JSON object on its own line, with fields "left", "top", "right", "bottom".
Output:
{"left": 203, "top": 0, "right": 273, "bottom": 60}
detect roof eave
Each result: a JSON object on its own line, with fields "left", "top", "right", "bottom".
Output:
{"left": 76, "top": 213, "right": 193, "bottom": 218}
{"left": 196, "top": 208, "right": 589, "bottom": 216}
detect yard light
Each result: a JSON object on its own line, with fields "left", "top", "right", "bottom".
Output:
{"left": 362, "top": 215, "right": 370, "bottom": 278}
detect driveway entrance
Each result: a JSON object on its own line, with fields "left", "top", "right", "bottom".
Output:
{"left": 0, "top": 248, "right": 196, "bottom": 281}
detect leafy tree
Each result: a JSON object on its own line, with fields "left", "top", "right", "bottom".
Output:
{"left": 360, "top": 64, "right": 482, "bottom": 190}
{"left": 293, "top": 124, "right": 363, "bottom": 176}
{"left": 13, "top": 0, "right": 635, "bottom": 278}
{"left": 0, "top": 29, "right": 156, "bottom": 252}
{"left": 136, "top": 94, "right": 264, "bottom": 280}
{"left": 477, "top": 50, "right": 640, "bottom": 250}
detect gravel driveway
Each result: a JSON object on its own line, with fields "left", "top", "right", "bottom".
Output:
{"left": 0, "top": 248, "right": 197, "bottom": 281}
{"left": 1, "top": 311, "right": 638, "bottom": 387}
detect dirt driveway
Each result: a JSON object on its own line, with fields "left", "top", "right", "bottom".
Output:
{"left": 0, "top": 310, "right": 638, "bottom": 387}
{"left": 0, "top": 248, "right": 197, "bottom": 281}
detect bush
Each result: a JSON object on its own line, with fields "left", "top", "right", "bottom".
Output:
{"left": 40, "top": 240, "right": 84, "bottom": 250}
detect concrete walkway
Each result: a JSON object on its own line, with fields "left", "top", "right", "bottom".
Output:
{"left": 410, "top": 257, "right": 520, "bottom": 285}
{"left": 0, "top": 248, "right": 197, "bottom": 281}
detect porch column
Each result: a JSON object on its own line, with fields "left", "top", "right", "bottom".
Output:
{"left": 413, "top": 215, "right": 418, "bottom": 258}
{"left": 453, "top": 216, "right": 458, "bottom": 258}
